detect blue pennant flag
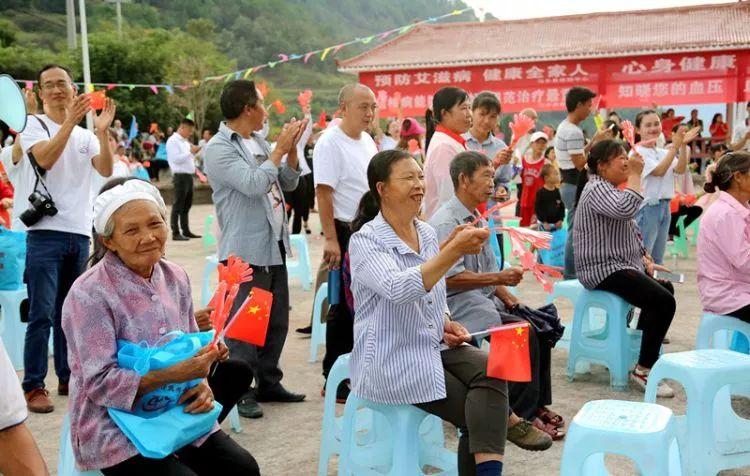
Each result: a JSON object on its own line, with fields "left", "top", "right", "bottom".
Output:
{"left": 127, "top": 115, "right": 138, "bottom": 145}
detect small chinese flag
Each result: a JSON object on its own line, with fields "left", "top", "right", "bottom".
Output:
{"left": 224, "top": 288, "right": 273, "bottom": 347}
{"left": 88, "top": 90, "right": 106, "bottom": 110}
{"left": 317, "top": 110, "right": 327, "bottom": 129}
{"left": 487, "top": 322, "right": 531, "bottom": 382}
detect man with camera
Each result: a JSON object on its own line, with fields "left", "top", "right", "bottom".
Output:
{"left": 20, "top": 64, "right": 116, "bottom": 413}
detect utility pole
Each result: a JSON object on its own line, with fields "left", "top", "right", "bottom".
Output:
{"left": 66, "top": 0, "right": 77, "bottom": 49}
{"left": 79, "top": 0, "right": 93, "bottom": 131}
{"left": 105, "top": 0, "right": 131, "bottom": 39}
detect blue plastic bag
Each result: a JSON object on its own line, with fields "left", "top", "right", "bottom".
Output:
{"left": 0, "top": 227, "right": 26, "bottom": 290}
{"left": 108, "top": 330, "right": 221, "bottom": 459}
{"left": 109, "top": 402, "right": 222, "bottom": 459}
{"left": 538, "top": 228, "right": 566, "bottom": 268}
{"left": 116, "top": 330, "right": 213, "bottom": 417}
{"left": 132, "top": 166, "right": 150, "bottom": 181}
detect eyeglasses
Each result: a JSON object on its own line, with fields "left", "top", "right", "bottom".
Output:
{"left": 40, "top": 81, "right": 72, "bottom": 91}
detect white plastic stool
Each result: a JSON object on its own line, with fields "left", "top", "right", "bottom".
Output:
{"left": 561, "top": 399, "right": 681, "bottom": 475}
{"left": 309, "top": 283, "right": 328, "bottom": 363}
{"left": 646, "top": 349, "right": 750, "bottom": 475}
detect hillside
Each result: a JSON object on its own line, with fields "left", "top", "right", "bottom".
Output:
{"left": 0, "top": 0, "right": 475, "bottom": 131}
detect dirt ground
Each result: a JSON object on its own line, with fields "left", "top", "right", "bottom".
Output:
{"left": 19, "top": 203, "right": 750, "bottom": 475}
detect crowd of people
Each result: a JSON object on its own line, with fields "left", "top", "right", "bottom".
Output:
{"left": 1, "top": 61, "right": 749, "bottom": 476}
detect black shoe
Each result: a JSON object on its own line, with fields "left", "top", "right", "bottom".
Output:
{"left": 237, "top": 394, "right": 264, "bottom": 419}
{"left": 296, "top": 325, "right": 312, "bottom": 335}
{"left": 184, "top": 232, "right": 202, "bottom": 239}
{"left": 256, "top": 384, "right": 306, "bottom": 403}
{"left": 173, "top": 234, "right": 189, "bottom": 241}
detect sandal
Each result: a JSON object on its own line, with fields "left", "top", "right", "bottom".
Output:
{"left": 532, "top": 417, "right": 565, "bottom": 441}
{"left": 537, "top": 407, "right": 564, "bottom": 429}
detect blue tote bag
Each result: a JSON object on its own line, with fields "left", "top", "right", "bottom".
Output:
{"left": 108, "top": 330, "right": 221, "bottom": 458}
{"left": 538, "top": 228, "right": 566, "bottom": 268}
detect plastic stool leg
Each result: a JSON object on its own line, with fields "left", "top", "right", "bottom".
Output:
{"left": 228, "top": 405, "right": 242, "bottom": 433}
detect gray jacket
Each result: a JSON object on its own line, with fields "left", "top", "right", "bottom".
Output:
{"left": 204, "top": 122, "right": 300, "bottom": 266}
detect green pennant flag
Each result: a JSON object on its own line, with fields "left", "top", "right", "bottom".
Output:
{"left": 398, "top": 24, "right": 415, "bottom": 34}
{"left": 128, "top": 85, "right": 135, "bottom": 90}
{"left": 185, "top": 112, "right": 194, "bottom": 121}
{"left": 361, "top": 35, "right": 375, "bottom": 44}
{"left": 268, "top": 61, "right": 278, "bottom": 69}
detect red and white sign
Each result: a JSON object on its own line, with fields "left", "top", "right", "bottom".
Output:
{"left": 359, "top": 50, "right": 747, "bottom": 116}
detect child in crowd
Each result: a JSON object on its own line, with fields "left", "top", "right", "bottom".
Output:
{"left": 534, "top": 164, "right": 565, "bottom": 231}
{"left": 519, "top": 131, "right": 549, "bottom": 226}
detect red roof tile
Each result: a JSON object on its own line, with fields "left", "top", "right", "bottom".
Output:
{"left": 339, "top": 2, "right": 750, "bottom": 72}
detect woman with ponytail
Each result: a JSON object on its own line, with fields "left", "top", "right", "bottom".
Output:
{"left": 697, "top": 151, "right": 750, "bottom": 321}
{"left": 349, "top": 149, "right": 510, "bottom": 476}
{"left": 423, "top": 87, "right": 472, "bottom": 218}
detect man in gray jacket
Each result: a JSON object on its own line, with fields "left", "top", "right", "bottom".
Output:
{"left": 205, "top": 79, "right": 308, "bottom": 418}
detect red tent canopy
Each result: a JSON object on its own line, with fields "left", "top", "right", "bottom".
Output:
{"left": 339, "top": 2, "right": 750, "bottom": 115}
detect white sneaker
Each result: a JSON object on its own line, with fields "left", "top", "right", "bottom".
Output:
{"left": 630, "top": 370, "right": 675, "bottom": 398}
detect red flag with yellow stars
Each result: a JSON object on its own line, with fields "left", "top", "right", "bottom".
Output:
{"left": 224, "top": 288, "right": 273, "bottom": 346}
{"left": 487, "top": 322, "right": 531, "bottom": 382}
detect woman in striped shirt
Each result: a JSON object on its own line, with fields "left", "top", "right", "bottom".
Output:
{"left": 574, "top": 139, "right": 677, "bottom": 398}
{"left": 349, "top": 149, "right": 510, "bottom": 476}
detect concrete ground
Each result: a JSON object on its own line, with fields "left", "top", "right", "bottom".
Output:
{"left": 19, "top": 203, "right": 749, "bottom": 475}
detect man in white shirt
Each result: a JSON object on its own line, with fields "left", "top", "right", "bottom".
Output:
{"left": 20, "top": 64, "right": 115, "bottom": 413}
{"left": 166, "top": 118, "right": 201, "bottom": 240}
{"left": 313, "top": 83, "right": 378, "bottom": 399}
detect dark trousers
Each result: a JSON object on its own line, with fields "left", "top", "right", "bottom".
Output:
{"left": 101, "top": 430, "right": 259, "bottom": 476}
{"left": 504, "top": 318, "right": 552, "bottom": 421}
{"left": 23, "top": 230, "right": 89, "bottom": 392}
{"left": 147, "top": 160, "right": 169, "bottom": 181}
{"left": 207, "top": 359, "right": 253, "bottom": 422}
{"left": 171, "top": 173, "right": 194, "bottom": 236}
{"left": 225, "top": 243, "right": 289, "bottom": 392}
{"left": 595, "top": 269, "right": 676, "bottom": 368}
{"left": 669, "top": 205, "right": 702, "bottom": 237}
{"left": 729, "top": 304, "right": 750, "bottom": 322}
{"left": 286, "top": 175, "right": 311, "bottom": 234}
{"left": 322, "top": 220, "right": 354, "bottom": 378}
{"left": 415, "top": 345, "right": 508, "bottom": 476}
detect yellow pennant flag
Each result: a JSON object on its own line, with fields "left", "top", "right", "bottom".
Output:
{"left": 320, "top": 47, "right": 333, "bottom": 61}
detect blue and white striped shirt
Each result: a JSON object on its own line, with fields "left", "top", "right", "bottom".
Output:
{"left": 349, "top": 213, "right": 448, "bottom": 404}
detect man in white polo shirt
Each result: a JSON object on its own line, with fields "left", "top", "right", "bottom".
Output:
{"left": 20, "top": 64, "right": 115, "bottom": 413}
{"left": 314, "top": 83, "right": 378, "bottom": 400}
{"left": 166, "top": 118, "right": 202, "bottom": 241}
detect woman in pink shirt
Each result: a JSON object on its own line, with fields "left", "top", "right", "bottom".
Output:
{"left": 697, "top": 152, "right": 750, "bottom": 321}
{"left": 423, "top": 87, "right": 471, "bottom": 218}
{"left": 61, "top": 179, "right": 258, "bottom": 474}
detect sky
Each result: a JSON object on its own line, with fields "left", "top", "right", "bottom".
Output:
{"left": 465, "top": 0, "right": 734, "bottom": 21}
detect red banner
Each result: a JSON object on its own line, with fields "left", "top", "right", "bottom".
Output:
{"left": 359, "top": 50, "right": 746, "bottom": 116}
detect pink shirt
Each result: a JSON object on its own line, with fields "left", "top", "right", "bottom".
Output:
{"left": 697, "top": 191, "right": 750, "bottom": 315}
{"left": 62, "top": 252, "right": 211, "bottom": 471}
{"left": 424, "top": 131, "right": 466, "bottom": 219}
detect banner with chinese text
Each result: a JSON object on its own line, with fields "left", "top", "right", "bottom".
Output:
{"left": 359, "top": 50, "right": 746, "bottom": 116}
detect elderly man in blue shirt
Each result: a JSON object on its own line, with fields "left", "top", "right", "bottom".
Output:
{"left": 204, "top": 80, "right": 308, "bottom": 419}
{"left": 430, "top": 150, "right": 564, "bottom": 443}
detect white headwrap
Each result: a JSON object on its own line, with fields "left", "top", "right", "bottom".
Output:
{"left": 93, "top": 179, "right": 167, "bottom": 234}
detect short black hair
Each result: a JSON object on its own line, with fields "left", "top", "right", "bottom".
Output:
{"left": 471, "top": 91, "right": 501, "bottom": 114}
{"left": 565, "top": 86, "right": 596, "bottom": 113}
{"left": 180, "top": 118, "right": 195, "bottom": 128}
{"left": 449, "top": 151, "right": 492, "bottom": 189}
{"left": 220, "top": 80, "right": 259, "bottom": 120}
{"left": 37, "top": 64, "right": 74, "bottom": 86}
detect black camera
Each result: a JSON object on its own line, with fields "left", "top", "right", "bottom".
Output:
{"left": 19, "top": 191, "right": 58, "bottom": 227}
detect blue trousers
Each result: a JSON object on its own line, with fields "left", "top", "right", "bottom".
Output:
{"left": 23, "top": 230, "right": 89, "bottom": 392}
{"left": 635, "top": 199, "right": 671, "bottom": 265}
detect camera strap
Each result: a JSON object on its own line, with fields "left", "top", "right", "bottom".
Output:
{"left": 26, "top": 115, "right": 53, "bottom": 200}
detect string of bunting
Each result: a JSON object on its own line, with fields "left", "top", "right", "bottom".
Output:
{"left": 12, "top": 7, "right": 471, "bottom": 94}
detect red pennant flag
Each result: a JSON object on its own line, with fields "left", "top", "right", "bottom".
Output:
{"left": 317, "top": 110, "right": 327, "bottom": 128}
{"left": 106, "top": 83, "right": 116, "bottom": 90}
{"left": 224, "top": 288, "right": 273, "bottom": 346}
{"left": 487, "top": 322, "right": 531, "bottom": 382}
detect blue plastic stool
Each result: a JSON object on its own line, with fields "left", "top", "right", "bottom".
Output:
{"left": 227, "top": 405, "right": 242, "bottom": 433}
{"left": 566, "top": 289, "right": 640, "bottom": 391}
{"left": 58, "top": 415, "right": 103, "bottom": 476}
{"left": 319, "top": 355, "right": 448, "bottom": 476}
{"left": 0, "top": 287, "right": 28, "bottom": 371}
{"left": 287, "top": 234, "right": 313, "bottom": 291}
{"left": 546, "top": 279, "right": 585, "bottom": 350}
{"left": 487, "top": 217, "right": 503, "bottom": 270}
{"left": 696, "top": 312, "right": 750, "bottom": 397}
{"left": 646, "top": 349, "right": 750, "bottom": 475}
{"left": 561, "top": 399, "right": 681, "bottom": 475}
{"left": 200, "top": 254, "right": 219, "bottom": 308}
{"left": 309, "top": 283, "right": 328, "bottom": 363}
{"left": 338, "top": 394, "right": 457, "bottom": 476}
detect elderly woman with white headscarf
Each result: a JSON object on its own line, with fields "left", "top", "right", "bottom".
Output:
{"left": 61, "top": 179, "right": 259, "bottom": 475}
